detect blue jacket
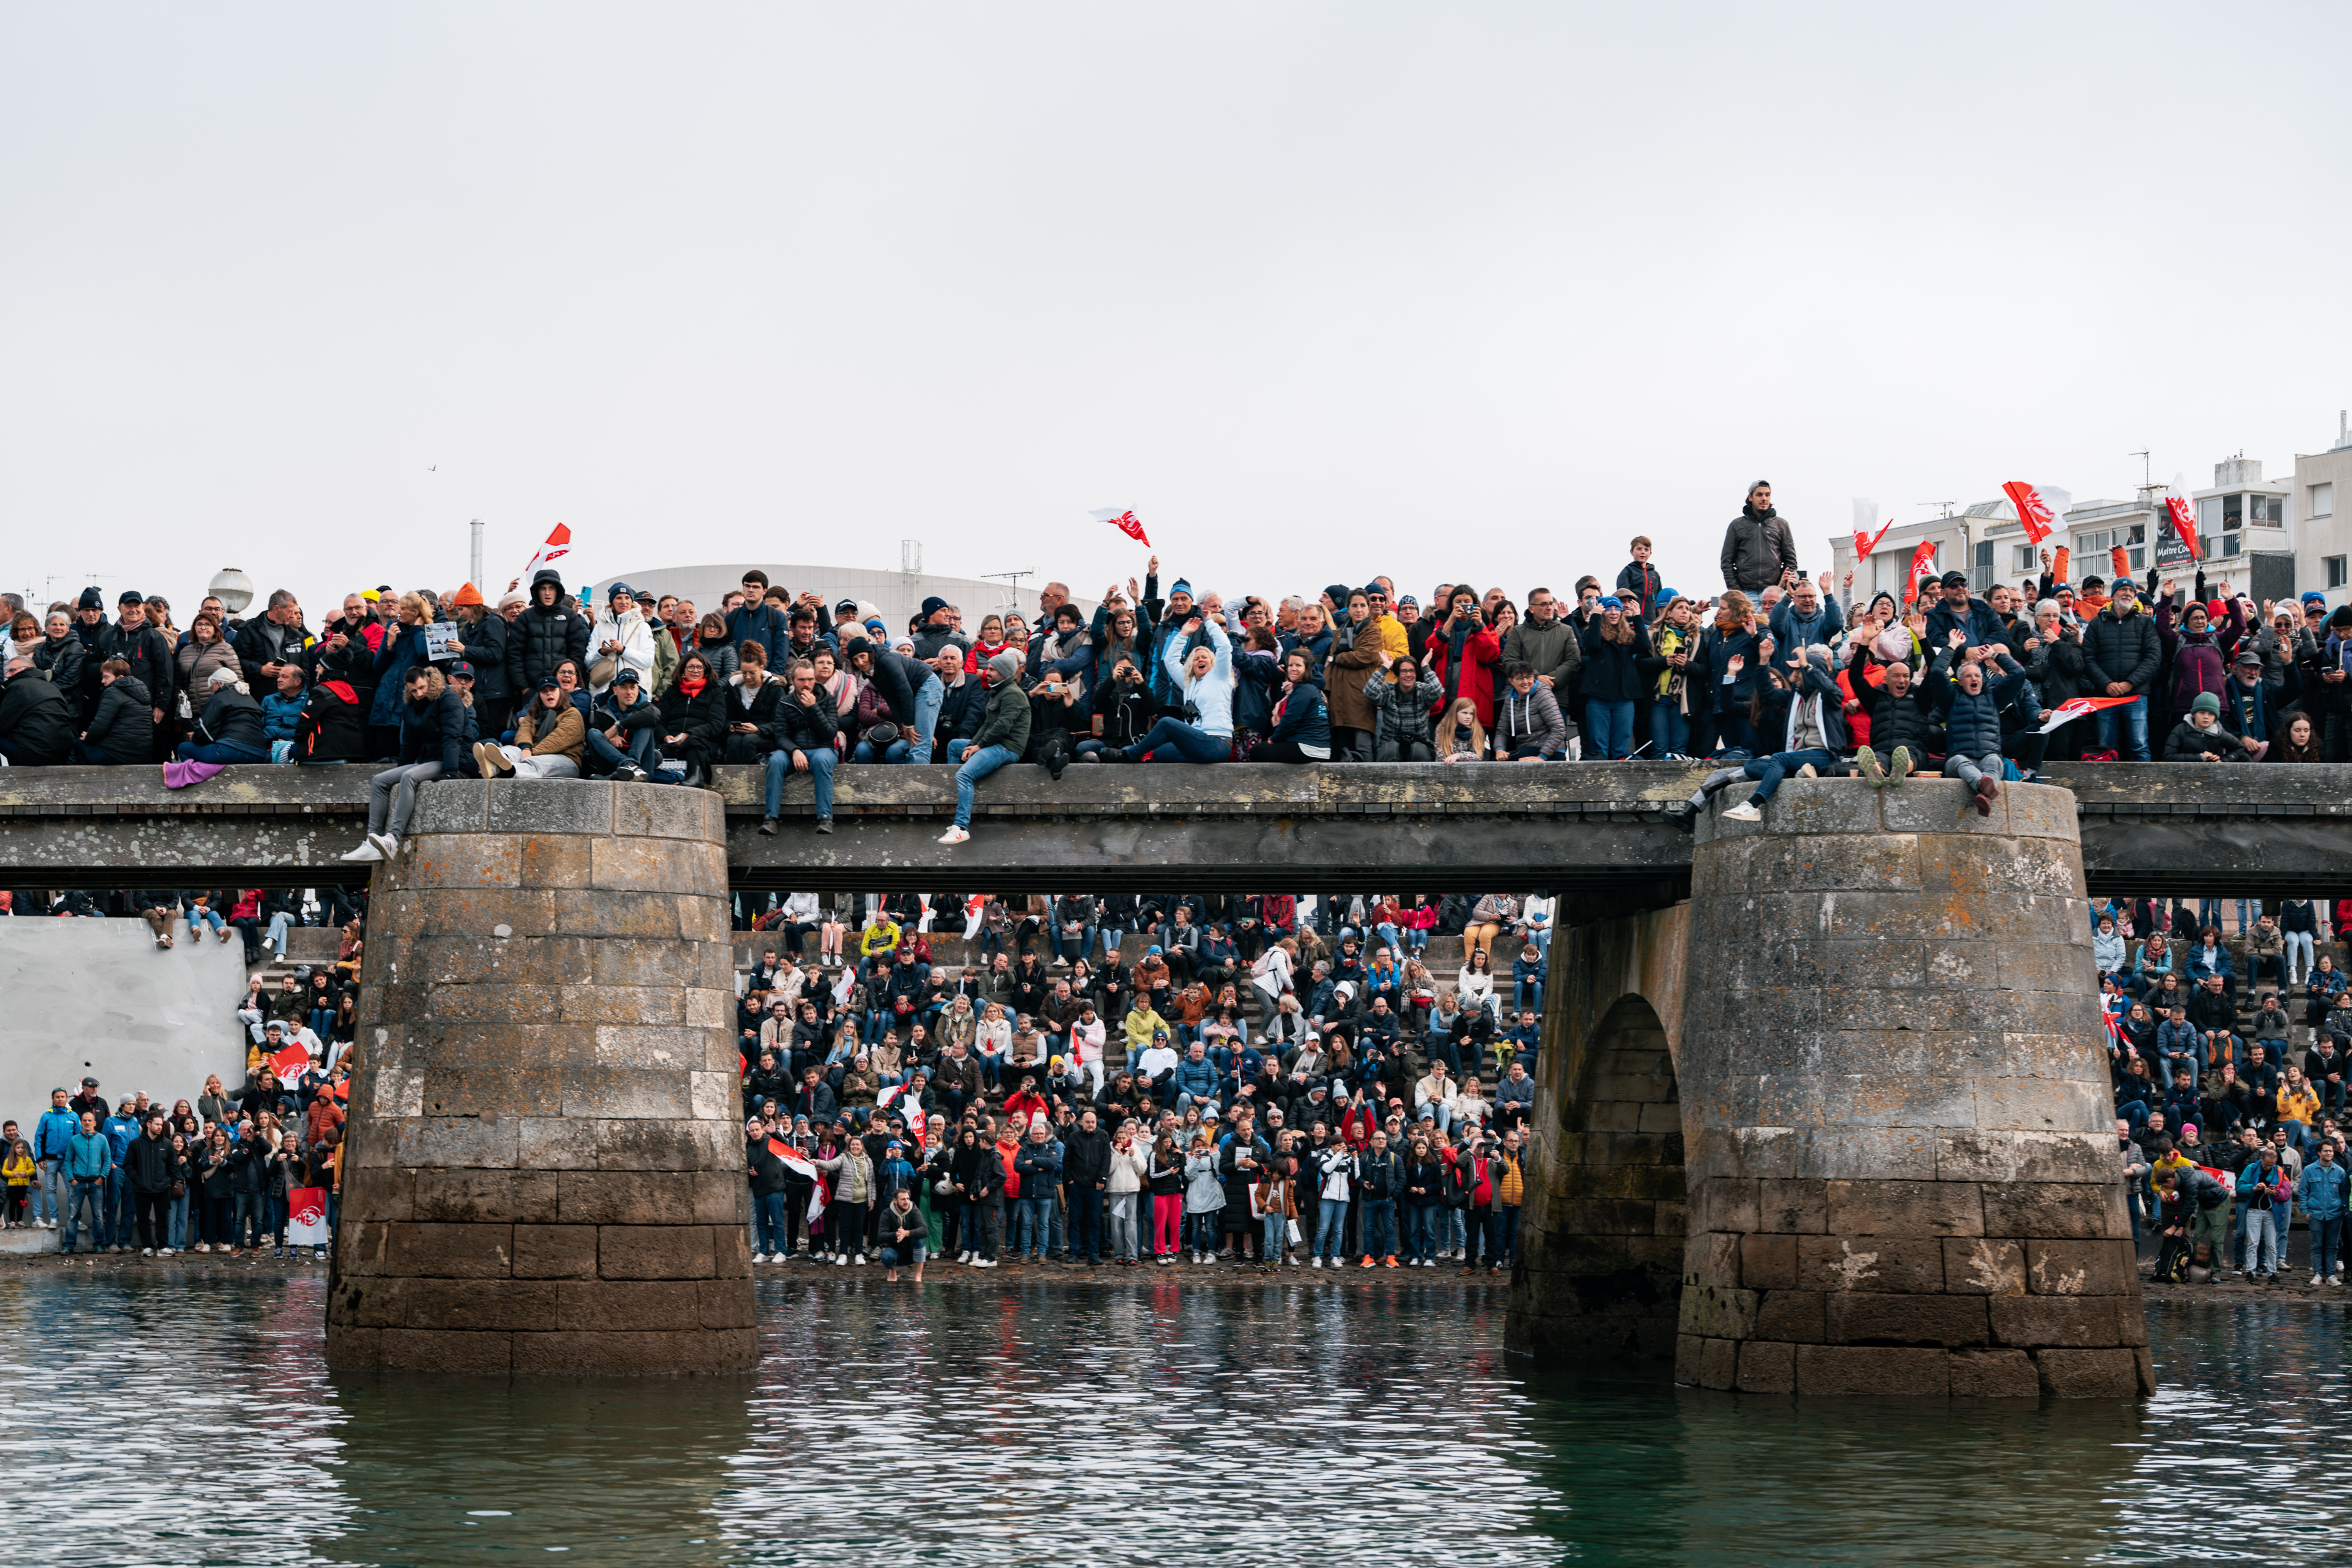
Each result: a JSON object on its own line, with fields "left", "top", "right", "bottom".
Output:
{"left": 725, "top": 603, "right": 792, "bottom": 667}
{"left": 34, "top": 1106, "right": 80, "bottom": 1163}
{"left": 2185, "top": 943, "right": 2235, "bottom": 984}
{"left": 1268, "top": 679, "right": 1330, "bottom": 749}
{"left": 2297, "top": 1159, "right": 2350, "bottom": 1220}
{"left": 66, "top": 1129, "right": 112, "bottom": 1180}
{"left": 1162, "top": 619, "right": 1234, "bottom": 736}
{"left": 1013, "top": 1138, "right": 1064, "bottom": 1184}
{"left": 2154, "top": 1018, "right": 2201, "bottom": 1061}
{"left": 1173, "top": 1056, "right": 1219, "bottom": 1099}
{"left": 367, "top": 622, "right": 430, "bottom": 726}
{"left": 260, "top": 689, "right": 306, "bottom": 743}
{"left": 1767, "top": 594, "right": 1846, "bottom": 653}
{"left": 1924, "top": 594, "right": 2006, "bottom": 655}
{"left": 101, "top": 1113, "right": 139, "bottom": 1164}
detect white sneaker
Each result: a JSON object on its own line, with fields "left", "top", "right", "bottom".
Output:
{"left": 369, "top": 832, "right": 400, "bottom": 859}
{"left": 936, "top": 826, "right": 971, "bottom": 846}
{"left": 958, "top": 1250, "right": 973, "bottom": 1263}
{"left": 339, "top": 840, "right": 383, "bottom": 862}
{"left": 751, "top": 1253, "right": 769, "bottom": 1264}
{"left": 141, "top": 1248, "right": 154, "bottom": 1257}
{"left": 196, "top": 1242, "right": 209, "bottom": 1253}
{"left": 1721, "top": 801, "right": 1764, "bottom": 822}
{"left": 2315, "top": 1271, "right": 2324, "bottom": 1286}
{"left": 833, "top": 1254, "right": 846, "bottom": 1266}
{"left": 1311, "top": 1256, "right": 1323, "bottom": 1269}
{"left": 975, "top": 1257, "right": 997, "bottom": 1268}
{"left": 855, "top": 1254, "right": 867, "bottom": 1266}
{"left": 161, "top": 1248, "right": 175, "bottom": 1256}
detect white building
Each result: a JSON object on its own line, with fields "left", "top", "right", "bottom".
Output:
{"left": 588, "top": 561, "right": 1091, "bottom": 640}
{"left": 2294, "top": 412, "right": 2352, "bottom": 608}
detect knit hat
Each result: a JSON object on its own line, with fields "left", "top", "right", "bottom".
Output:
{"left": 987, "top": 649, "right": 1022, "bottom": 686}
{"left": 1654, "top": 588, "right": 1678, "bottom": 613}
{"left": 1323, "top": 583, "right": 1352, "bottom": 608}
{"left": 1169, "top": 578, "right": 1193, "bottom": 598}
{"left": 1599, "top": 595, "right": 1623, "bottom": 611}
{"left": 2191, "top": 692, "right": 2222, "bottom": 715}
{"left": 920, "top": 596, "right": 948, "bottom": 618}
{"left": 450, "top": 582, "right": 485, "bottom": 608}
{"left": 77, "top": 586, "right": 103, "bottom": 611}
{"left": 2304, "top": 591, "right": 2329, "bottom": 608}
{"left": 498, "top": 590, "right": 527, "bottom": 611}
{"left": 607, "top": 581, "right": 635, "bottom": 603}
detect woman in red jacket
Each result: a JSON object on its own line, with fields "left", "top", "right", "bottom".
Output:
{"left": 1423, "top": 589, "right": 1502, "bottom": 728}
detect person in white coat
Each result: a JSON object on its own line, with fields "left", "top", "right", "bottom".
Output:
{"left": 586, "top": 582, "right": 657, "bottom": 696}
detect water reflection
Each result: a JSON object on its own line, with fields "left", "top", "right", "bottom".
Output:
{"left": 3, "top": 1274, "right": 2350, "bottom": 1566}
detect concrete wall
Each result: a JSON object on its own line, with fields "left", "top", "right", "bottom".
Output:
{"left": 0, "top": 920, "right": 250, "bottom": 1130}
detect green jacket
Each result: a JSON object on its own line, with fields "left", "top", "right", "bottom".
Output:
{"left": 650, "top": 625, "right": 681, "bottom": 696}
{"left": 970, "top": 679, "right": 1031, "bottom": 756}
{"left": 1500, "top": 615, "right": 1582, "bottom": 692}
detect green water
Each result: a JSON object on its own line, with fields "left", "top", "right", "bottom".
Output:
{"left": 0, "top": 1274, "right": 2344, "bottom": 1565}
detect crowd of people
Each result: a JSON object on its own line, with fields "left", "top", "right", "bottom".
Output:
{"left": 9, "top": 482, "right": 2348, "bottom": 859}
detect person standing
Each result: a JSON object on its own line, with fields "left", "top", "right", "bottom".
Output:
{"left": 1720, "top": 480, "right": 1799, "bottom": 595}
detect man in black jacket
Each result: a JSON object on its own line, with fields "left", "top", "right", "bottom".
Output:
{"left": 96, "top": 592, "right": 174, "bottom": 759}
{"left": 1059, "top": 1108, "right": 1113, "bottom": 1264}
{"left": 760, "top": 658, "right": 840, "bottom": 836}
{"left": 124, "top": 1114, "right": 177, "bottom": 1254}
{"left": 232, "top": 590, "right": 309, "bottom": 691}
{"left": 2080, "top": 577, "right": 2160, "bottom": 760}
{"left": 1720, "top": 481, "right": 1799, "bottom": 594}
{"left": 0, "top": 657, "right": 75, "bottom": 765}
{"left": 507, "top": 569, "right": 590, "bottom": 697}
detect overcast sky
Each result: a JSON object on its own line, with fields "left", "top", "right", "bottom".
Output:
{"left": 5, "top": 3, "right": 2348, "bottom": 616}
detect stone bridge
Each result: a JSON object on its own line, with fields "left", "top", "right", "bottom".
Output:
{"left": 0, "top": 761, "right": 2341, "bottom": 895}
{"left": 2, "top": 760, "right": 2289, "bottom": 1391}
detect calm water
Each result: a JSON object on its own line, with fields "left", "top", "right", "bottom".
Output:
{"left": 0, "top": 1274, "right": 2347, "bottom": 1567}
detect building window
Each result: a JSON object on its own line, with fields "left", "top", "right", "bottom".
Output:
{"left": 2315, "top": 483, "right": 2335, "bottom": 519}
{"left": 2130, "top": 548, "right": 2147, "bottom": 570}
{"left": 2218, "top": 532, "right": 2241, "bottom": 559}
{"left": 2329, "top": 556, "right": 2348, "bottom": 590}
{"left": 2250, "top": 494, "right": 2286, "bottom": 526}
{"left": 2014, "top": 544, "right": 2037, "bottom": 573}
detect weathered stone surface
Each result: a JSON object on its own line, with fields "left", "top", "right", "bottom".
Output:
{"left": 1794, "top": 1343, "right": 1951, "bottom": 1397}
{"left": 328, "top": 783, "right": 753, "bottom": 1375}
{"left": 2034, "top": 1347, "right": 2144, "bottom": 1399}
{"left": 1948, "top": 1349, "right": 2040, "bottom": 1398}
{"left": 1941, "top": 1237, "right": 2026, "bottom": 1295}
{"left": 1823, "top": 1180, "right": 1984, "bottom": 1239}
{"left": 1989, "top": 1295, "right": 2123, "bottom": 1348}
{"left": 1796, "top": 1236, "right": 1946, "bottom": 1295}
{"left": 1736, "top": 1339, "right": 1797, "bottom": 1393}
{"left": 1824, "top": 1293, "right": 1988, "bottom": 1347}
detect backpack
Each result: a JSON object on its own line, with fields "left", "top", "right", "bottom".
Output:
{"left": 2153, "top": 1231, "right": 2190, "bottom": 1284}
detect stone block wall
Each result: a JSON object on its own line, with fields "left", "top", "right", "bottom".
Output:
{"left": 1673, "top": 778, "right": 2149, "bottom": 1398}
{"left": 326, "top": 779, "right": 755, "bottom": 1375}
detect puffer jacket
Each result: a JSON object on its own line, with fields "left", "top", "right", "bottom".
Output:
{"left": 83, "top": 675, "right": 155, "bottom": 761}
{"left": 1493, "top": 681, "right": 1567, "bottom": 755}
{"left": 1933, "top": 650, "right": 2011, "bottom": 759}
{"left": 193, "top": 686, "right": 267, "bottom": 753}
{"left": 2156, "top": 598, "right": 2245, "bottom": 716}
{"left": 1183, "top": 1148, "right": 1225, "bottom": 1214}
{"left": 2023, "top": 628, "right": 2092, "bottom": 706}
{"left": 2082, "top": 600, "right": 2161, "bottom": 696}
{"left": 33, "top": 632, "right": 87, "bottom": 715}
{"left": 1851, "top": 650, "right": 1941, "bottom": 757}
{"left": 507, "top": 571, "right": 592, "bottom": 694}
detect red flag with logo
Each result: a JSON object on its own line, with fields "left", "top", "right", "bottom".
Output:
{"left": 2037, "top": 695, "right": 2142, "bottom": 734}
{"left": 1855, "top": 518, "right": 1895, "bottom": 559}
{"left": 1901, "top": 541, "right": 1937, "bottom": 607}
{"left": 1088, "top": 507, "right": 1150, "bottom": 547}
{"left": 2164, "top": 487, "right": 2201, "bottom": 564}
{"left": 520, "top": 522, "right": 573, "bottom": 584}
{"left": 288, "top": 1186, "right": 331, "bottom": 1246}
{"left": 2000, "top": 480, "right": 2070, "bottom": 546}
{"left": 270, "top": 1044, "right": 310, "bottom": 1083}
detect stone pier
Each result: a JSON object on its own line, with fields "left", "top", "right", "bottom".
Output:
{"left": 326, "top": 780, "right": 755, "bottom": 1375}
{"left": 1511, "top": 778, "right": 2151, "bottom": 1398}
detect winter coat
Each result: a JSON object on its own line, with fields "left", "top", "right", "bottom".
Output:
{"left": 2162, "top": 718, "right": 2249, "bottom": 763}
{"left": 507, "top": 571, "right": 592, "bottom": 695}
{"left": 1692, "top": 620, "right": 1765, "bottom": 716}
{"left": 194, "top": 686, "right": 267, "bottom": 753}
{"left": 935, "top": 672, "right": 986, "bottom": 744}
{"left": 1851, "top": 656, "right": 1941, "bottom": 758}
{"left": 97, "top": 620, "right": 176, "bottom": 716}
{"left": 1719, "top": 506, "right": 1799, "bottom": 592}
{"left": 585, "top": 605, "right": 657, "bottom": 693}
{"left": 1615, "top": 560, "right": 1665, "bottom": 620}
{"left": 1933, "top": 650, "right": 2012, "bottom": 759}
{"left": 1499, "top": 615, "right": 1582, "bottom": 696}
{"left": 970, "top": 677, "right": 1032, "bottom": 757}
{"left": 457, "top": 611, "right": 514, "bottom": 708}
{"left": 2022, "top": 629, "right": 2092, "bottom": 707}
{"left": 770, "top": 683, "right": 842, "bottom": 755}
{"left": 1424, "top": 616, "right": 1502, "bottom": 724}
{"left": 2156, "top": 598, "right": 2245, "bottom": 716}
{"left": 2082, "top": 601, "right": 2161, "bottom": 696}
{"left": 397, "top": 668, "right": 469, "bottom": 772}
{"left": 294, "top": 679, "right": 366, "bottom": 763}
{"left": 1493, "top": 681, "right": 1567, "bottom": 755}
{"left": 514, "top": 698, "right": 587, "bottom": 768}
{"left": 175, "top": 638, "right": 241, "bottom": 704}
{"left": 1268, "top": 679, "right": 1331, "bottom": 751}
{"left": 83, "top": 675, "right": 155, "bottom": 761}
{"left": 32, "top": 632, "right": 87, "bottom": 716}
{"left": 368, "top": 622, "right": 433, "bottom": 728}
{"left": 231, "top": 615, "right": 309, "bottom": 692}
{"left": 1574, "top": 619, "right": 1654, "bottom": 705}
{"left": 0, "top": 670, "right": 76, "bottom": 765}
{"left": 638, "top": 679, "right": 727, "bottom": 765}
{"left": 1322, "top": 623, "right": 1387, "bottom": 736}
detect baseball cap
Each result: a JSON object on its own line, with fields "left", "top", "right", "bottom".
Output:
{"left": 448, "top": 660, "right": 475, "bottom": 677}
{"left": 612, "top": 668, "right": 640, "bottom": 687}
{"left": 538, "top": 675, "right": 561, "bottom": 691}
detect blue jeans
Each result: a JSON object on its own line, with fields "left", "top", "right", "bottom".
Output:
{"left": 1584, "top": 699, "right": 1635, "bottom": 760}
{"left": 1316, "top": 1199, "right": 1350, "bottom": 1260}
{"left": 764, "top": 744, "right": 836, "bottom": 818}
{"left": 1740, "top": 748, "right": 1840, "bottom": 804}
{"left": 953, "top": 744, "right": 1020, "bottom": 828}
{"left": 909, "top": 674, "right": 943, "bottom": 764}
{"left": 1649, "top": 702, "right": 1690, "bottom": 759}
{"left": 1515, "top": 978, "right": 1544, "bottom": 1016}
{"left": 1125, "top": 718, "right": 1230, "bottom": 763}
{"left": 1494, "top": 1205, "right": 1520, "bottom": 1265}
{"left": 1052, "top": 924, "right": 1098, "bottom": 965}
{"left": 584, "top": 724, "right": 660, "bottom": 775}
{"left": 62, "top": 1178, "right": 106, "bottom": 1251}
{"left": 233, "top": 1192, "right": 267, "bottom": 1249}
{"left": 2311, "top": 1213, "right": 2347, "bottom": 1279}
{"left": 188, "top": 908, "right": 225, "bottom": 936}
{"left": 853, "top": 737, "right": 912, "bottom": 764}
{"left": 2094, "top": 694, "right": 2151, "bottom": 761}
{"left": 176, "top": 739, "right": 270, "bottom": 765}
{"left": 753, "top": 1190, "right": 788, "bottom": 1256}
{"left": 265, "top": 911, "right": 296, "bottom": 952}
{"left": 1262, "top": 1213, "right": 1288, "bottom": 1263}
{"left": 1015, "top": 1195, "right": 1052, "bottom": 1256}
{"left": 1360, "top": 1198, "right": 1397, "bottom": 1259}
{"left": 105, "top": 1171, "right": 130, "bottom": 1246}
{"left": 1404, "top": 1202, "right": 1439, "bottom": 1262}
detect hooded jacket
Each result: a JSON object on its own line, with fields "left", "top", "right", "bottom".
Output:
{"left": 1574, "top": 618, "right": 1655, "bottom": 705}
{"left": 2082, "top": 597, "right": 2161, "bottom": 697}
{"left": 0, "top": 670, "right": 76, "bottom": 765}
{"left": 507, "top": 571, "right": 591, "bottom": 696}
{"left": 194, "top": 684, "right": 268, "bottom": 753}
{"left": 2156, "top": 597, "right": 2245, "bottom": 716}
{"left": 970, "top": 661, "right": 1033, "bottom": 756}
{"left": 83, "top": 675, "right": 155, "bottom": 761}
{"left": 32, "top": 632, "right": 86, "bottom": 716}
{"left": 295, "top": 679, "right": 367, "bottom": 763}
{"left": 398, "top": 667, "right": 469, "bottom": 771}
{"left": 1493, "top": 680, "right": 1567, "bottom": 755}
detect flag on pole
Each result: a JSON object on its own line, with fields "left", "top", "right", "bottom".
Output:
{"left": 1089, "top": 508, "right": 1150, "bottom": 547}
{"left": 1902, "top": 541, "right": 1937, "bottom": 606}
{"left": 2000, "top": 481, "right": 2071, "bottom": 546}
{"left": 2037, "top": 694, "right": 2142, "bottom": 734}
{"left": 1852, "top": 497, "right": 1894, "bottom": 559}
{"left": 288, "top": 1187, "right": 331, "bottom": 1246}
{"left": 520, "top": 522, "right": 573, "bottom": 583}
{"left": 271, "top": 1043, "right": 310, "bottom": 1084}
{"left": 2164, "top": 475, "right": 2201, "bottom": 564}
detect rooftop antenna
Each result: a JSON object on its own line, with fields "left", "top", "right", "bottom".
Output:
{"left": 1916, "top": 501, "right": 1957, "bottom": 519}
{"left": 899, "top": 539, "right": 922, "bottom": 576}
{"left": 2129, "top": 449, "right": 2154, "bottom": 495}
{"left": 981, "top": 569, "right": 1033, "bottom": 615}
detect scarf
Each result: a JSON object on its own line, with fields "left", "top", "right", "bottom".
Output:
{"left": 677, "top": 674, "right": 707, "bottom": 697}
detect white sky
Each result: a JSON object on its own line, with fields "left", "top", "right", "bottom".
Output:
{"left": 5, "top": 3, "right": 2348, "bottom": 616}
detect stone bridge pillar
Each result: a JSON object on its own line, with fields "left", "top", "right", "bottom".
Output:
{"left": 1515, "top": 778, "right": 2151, "bottom": 1399}
{"left": 326, "top": 779, "right": 754, "bottom": 1375}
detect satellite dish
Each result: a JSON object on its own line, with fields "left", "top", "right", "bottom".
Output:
{"left": 208, "top": 568, "right": 255, "bottom": 615}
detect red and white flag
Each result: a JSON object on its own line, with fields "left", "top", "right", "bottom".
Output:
{"left": 2037, "top": 694, "right": 2141, "bottom": 734}
{"left": 270, "top": 1043, "right": 310, "bottom": 1084}
{"left": 520, "top": 522, "right": 573, "bottom": 583}
{"left": 2000, "top": 481, "right": 2072, "bottom": 546}
{"left": 1853, "top": 496, "right": 1894, "bottom": 559}
{"left": 2164, "top": 475, "right": 2201, "bottom": 563}
{"left": 1089, "top": 508, "right": 1151, "bottom": 547}
{"left": 288, "top": 1187, "right": 331, "bottom": 1246}
{"left": 1901, "top": 541, "right": 1937, "bottom": 606}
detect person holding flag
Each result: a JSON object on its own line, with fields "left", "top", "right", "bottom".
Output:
{"left": 2083, "top": 575, "right": 2162, "bottom": 760}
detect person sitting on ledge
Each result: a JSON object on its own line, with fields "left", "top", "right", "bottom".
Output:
{"left": 1714, "top": 644, "right": 1846, "bottom": 823}
{"left": 342, "top": 665, "right": 464, "bottom": 863}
